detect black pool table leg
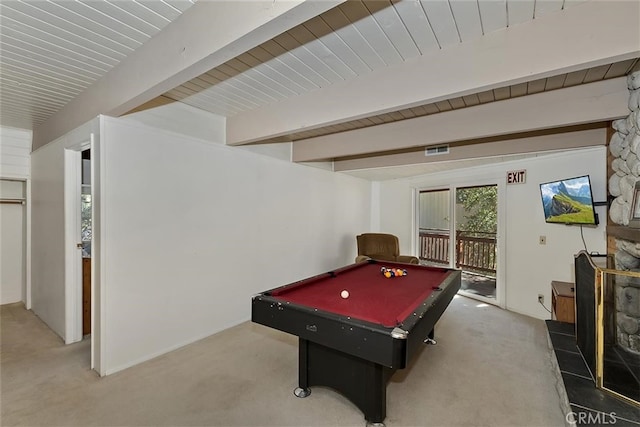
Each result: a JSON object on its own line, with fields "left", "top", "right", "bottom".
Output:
{"left": 423, "top": 328, "right": 437, "bottom": 345}
{"left": 294, "top": 339, "right": 312, "bottom": 398}
{"left": 295, "top": 338, "right": 391, "bottom": 426}
{"left": 294, "top": 387, "right": 311, "bottom": 398}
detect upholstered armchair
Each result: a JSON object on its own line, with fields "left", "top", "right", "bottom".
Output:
{"left": 355, "top": 233, "right": 419, "bottom": 264}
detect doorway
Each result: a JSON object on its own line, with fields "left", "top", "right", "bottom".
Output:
{"left": 418, "top": 184, "right": 499, "bottom": 305}
{"left": 59, "top": 125, "right": 102, "bottom": 375}
{"left": 81, "top": 149, "right": 91, "bottom": 336}
{"left": 0, "top": 179, "right": 26, "bottom": 305}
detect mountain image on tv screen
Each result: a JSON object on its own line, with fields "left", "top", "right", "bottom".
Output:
{"left": 540, "top": 176, "right": 596, "bottom": 224}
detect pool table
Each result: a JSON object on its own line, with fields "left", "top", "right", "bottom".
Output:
{"left": 252, "top": 259, "right": 461, "bottom": 425}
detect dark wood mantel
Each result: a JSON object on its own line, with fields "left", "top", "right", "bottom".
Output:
{"left": 607, "top": 225, "right": 640, "bottom": 242}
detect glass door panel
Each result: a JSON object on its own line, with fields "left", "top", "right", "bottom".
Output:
{"left": 455, "top": 185, "right": 497, "bottom": 300}
{"left": 418, "top": 189, "right": 451, "bottom": 267}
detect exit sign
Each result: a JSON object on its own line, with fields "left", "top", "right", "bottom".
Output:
{"left": 507, "top": 169, "right": 526, "bottom": 184}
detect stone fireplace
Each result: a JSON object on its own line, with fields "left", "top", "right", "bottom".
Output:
{"left": 613, "top": 241, "right": 640, "bottom": 354}
{"left": 607, "top": 70, "right": 640, "bottom": 357}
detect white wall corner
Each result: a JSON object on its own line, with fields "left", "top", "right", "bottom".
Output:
{"left": 236, "top": 142, "right": 293, "bottom": 162}
{"left": 121, "top": 102, "right": 226, "bottom": 143}
{"left": 370, "top": 181, "right": 381, "bottom": 231}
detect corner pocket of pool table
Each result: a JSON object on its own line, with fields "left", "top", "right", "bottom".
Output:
{"left": 391, "top": 327, "right": 408, "bottom": 339}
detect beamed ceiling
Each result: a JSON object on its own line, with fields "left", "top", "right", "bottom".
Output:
{"left": 1, "top": 0, "right": 639, "bottom": 180}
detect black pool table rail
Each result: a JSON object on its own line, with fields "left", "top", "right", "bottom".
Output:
{"left": 253, "top": 292, "right": 408, "bottom": 368}
{"left": 260, "top": 260, "right": 370, "bottom": 297}
{"left": 251, "top": 263, "right": 461, "bottom": 369}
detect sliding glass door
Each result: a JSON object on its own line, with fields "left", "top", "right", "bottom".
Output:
{"left": 418, "top": 184, "right": 498, "bottom": 304}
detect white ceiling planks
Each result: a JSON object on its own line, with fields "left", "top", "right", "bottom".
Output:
{"left": 109, "top": 1, "right": 175, "bottom": 29}
{"left": 3, "top": 0, "right": 546, "bottom": 130}
{"left": 534, "top": 0, "right": 564, "bottom": 18}
{"left": 0, "top": 0, "right": 196, "bottom": 130}
{"left": 322, "top": 5, "right": 387, "bottom": 70}
{"left": 2, "top": 0, "right": 638, "bottom": 154}
{"left": 338, "top": 1, "right": 403, "bottom": 66}
{"left": 4, "top": 1, "right": 135, "bottom": 55}
{"left": 563, "top": 69, "right": 589, "bottom": 87}
{"left": 510, "top": 82, "right": 528, "bottom": 97}
{"left": 233, "top": 54, "right": 305, "bottom": 97}
{"left": 364, "top": 1, "right": 422, "bottom": 60}
{"left": 526, "top": 78, "right": 547, "bottom": 94}
{"left": 272, "top": 32, "right": 344, "bottom": 85}
{"left": 1, "top": 31, "right": 111, "bottom": 78}
{"left": 419, "top": 0, "right": 460, "bottom": 48}
{"left": 167, "top": 0, "right": 525, "bottom": 118}
{"left": 55, "top": 1, "right": 156, "bottom": 46}
{"left": 449, "top": 0, "right": 483, "bottom": 42}
{"left": 261, "top": 39, "right": 331, "bottom": 88}
{"left": 391, "top": 0, "right": 440, "bottom": 55}
{"left": 139, "top": 0, "right": 193, "bottom": 20}
{"left": 302, "top": 15, "right": 372, "bottom": 76}
{"left": 544, "top": 75, "right": 566, "bottom": 91}
{"left": 507, "top": 0, "right": 535, "bottom": 27}
{"left": 584, "top": 64, "right": 612, "bottom": 83}
{"left": 286, "top": 24, "right": 357, "bottom": 80}
{"left": 477, "top": 0, "right": 507, "bottom": 34}
{"left": 606, "top": 59, "right": 640, "bottom": 79}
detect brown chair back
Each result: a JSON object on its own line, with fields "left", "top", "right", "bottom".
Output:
{"left": 356, "top": 233, "right": 401, "bottom": 262}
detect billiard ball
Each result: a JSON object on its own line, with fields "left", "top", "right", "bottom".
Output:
{"left": 341, "top": 290, "right": 349, "bottom": 299}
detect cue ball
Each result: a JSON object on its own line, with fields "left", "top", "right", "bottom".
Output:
{"left": 340, "top": 290, "right": 349, "bottom": 299}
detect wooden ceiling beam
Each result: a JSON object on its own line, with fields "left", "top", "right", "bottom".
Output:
{"left": 227, "top": 0, "right": 640, "bottom": 146}
{"left": 292, "top": 77, "right": 628, "bottom": 162}
{"left": 333, "top": 127, "right": 608, "bottom": 172}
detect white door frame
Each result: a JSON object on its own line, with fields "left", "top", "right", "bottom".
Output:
{"left": 25, "top": 178, "right": 32, "bottom": 309}
{"left": 57, "top": 118, "right": 103, "bottom": 375}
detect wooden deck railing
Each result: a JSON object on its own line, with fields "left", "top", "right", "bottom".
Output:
{"left": 419, "top": 229, "right": 497, "bottom": 275}
{"left": 419, "top": 229, "right": 450, "bottom": 265}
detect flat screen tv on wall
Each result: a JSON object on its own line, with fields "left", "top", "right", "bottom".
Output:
{"left": 540, "top": 175, "right": 598, "bottom": 225}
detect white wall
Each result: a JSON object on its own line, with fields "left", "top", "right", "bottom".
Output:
{"left": 377, "top": 146, "right": 607, "bottom": 320}
{"left": 1, "top": 126, "right": 31, "bottom": 179}
{"left": 30, "top": 139, "right": 66, "bottom": 336}
{"left": 502, "top": 149, "right": 607, "bottom": 318}
{"left": 31, "top": 120, "right": 97, "bottom": 340}
{"left": 377, "top": 179, "right": 416, "bottom": 255}
{"left": 99, "top": 116, "right": 371, "bottom": 374}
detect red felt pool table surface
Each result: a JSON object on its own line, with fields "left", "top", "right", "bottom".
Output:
{"left": 270, "top": 261, "right": 453, "bottom": 328}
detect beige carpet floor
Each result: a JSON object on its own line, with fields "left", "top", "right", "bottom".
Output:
{"left": 1, "top": 296, "right": 566, "bottom": 426}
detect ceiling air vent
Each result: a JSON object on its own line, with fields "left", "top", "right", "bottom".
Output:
{"left": 424, "top": 145, "right": 449, "bottom": 156}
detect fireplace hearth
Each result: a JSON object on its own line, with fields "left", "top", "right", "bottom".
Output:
{"left": 574, "top": 251, "right": 640, "bottom": 406}
{"left": 546, "top": 320, "right": 639, "bottom": 425}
